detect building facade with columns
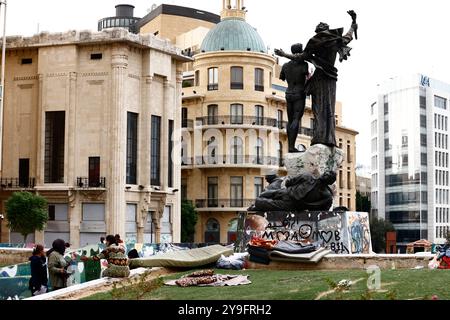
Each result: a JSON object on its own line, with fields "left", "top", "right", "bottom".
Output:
{"left": 0, "top": 29, "right": 189, "bottom": 247}
{"left": 174, "top": 1, "right": 358, "bottom": 243}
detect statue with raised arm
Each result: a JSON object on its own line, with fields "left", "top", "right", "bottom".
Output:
{"left": 275, "top": 10, "right": 358, "bottom": 148}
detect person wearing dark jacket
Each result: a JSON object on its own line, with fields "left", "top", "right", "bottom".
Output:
{"left": 29, "top": 244, "right": 48, "bottom": 296}
{"left": 47, "top": 239, "right": 71, "bottom": 290}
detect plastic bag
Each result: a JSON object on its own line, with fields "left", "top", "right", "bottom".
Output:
{"left": 428, "top": 255, "right": 440, "bottom": 270}
{"left": 216, "top": 253, "right": 248, "bottom": 270}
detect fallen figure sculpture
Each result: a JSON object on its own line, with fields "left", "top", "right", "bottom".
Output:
{"left": 248, "top": 171, "right": 336, "bottom": 212}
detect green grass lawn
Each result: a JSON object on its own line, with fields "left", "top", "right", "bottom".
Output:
{"left": 83, "top": 268, "right": 450, "bottom": 300}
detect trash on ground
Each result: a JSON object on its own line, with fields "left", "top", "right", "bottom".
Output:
{"left": 165, "top": 269, "right": 251, "bottom": 287}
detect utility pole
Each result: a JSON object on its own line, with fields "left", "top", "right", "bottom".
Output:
{"left": 0, "top": 0, "right": 7, "bottom": 173}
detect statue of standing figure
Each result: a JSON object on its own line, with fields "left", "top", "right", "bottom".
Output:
{"left": 275, "top": 10, "right": 358, "bottom": 148}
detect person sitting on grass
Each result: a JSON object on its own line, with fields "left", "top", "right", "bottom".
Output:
{"left": 81, "top": 235, "right": 130, "bottom": 278}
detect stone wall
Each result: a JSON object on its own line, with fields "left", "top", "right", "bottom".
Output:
{"left": 0, "top": 248, "right": 32, "bottom": 266}
{"left": 248, "top": 254, "right": 433, "bottom": 270}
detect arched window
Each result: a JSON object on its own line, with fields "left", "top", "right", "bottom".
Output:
{"left": 255, "top": 105, "right": 264, "bottom": 125}
{"left": 230, "top": 104, "right": 243, "bottom": 124}
{"left": 231, "top": 136, "right": 243, "bottom": 164}
{"left": 208, "top": 67, "right": 218, "bottom": 91}
{"left": 255, "top": 68, "right": 264, "bottom": 91}
{"left": 195, "top": 70, "right": 200, "bottom": 86}
{"left": 255, "top": 138, "right": 264, "bottom": 164}
{"left": 182, "top": 108, "right": 188, "bottom": 128}
{"left": 231, "top": 66, "right": 243, "bottom": 90}
{"left": 207, "top": 105, "right": 218, "bottom": 125}
{"left": 205, "top": 218, "right": 220, "bottom": 243}
{"left": 207, "top": 137, "right": 217, "bottom": 164}
{"left": 227, "top": 218, "right": 239, "bottom": 243}
{"left": 181, "top": 136, "right": 185, "bottom": 163}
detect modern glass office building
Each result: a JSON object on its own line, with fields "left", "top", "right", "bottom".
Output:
{"left": 371, "top": 74, "right": 450, "bottom": 251}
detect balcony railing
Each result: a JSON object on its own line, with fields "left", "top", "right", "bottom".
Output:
{"left": 77, "top": 177, "right": 106, "bottom": 188}
{"left": 182, "top": 119, "right": 194, "bottom": 129}
{"left": 207, "top": 84, "right": 218, "bottom": 91}
{"left": 182, "top": 156, "right": 283, "bottom": 167}
{"left": 255, "top": 85, "right": 264, "bottom": 92}
{"left": 300, "top": 127, "right": 313, "bottom": 137}
{"left": 230, "top": 82, "right": 244, "bottom": 90}
{"left": 0, "top": 178, "right": 36, "bottom": 189}
{"left": 195, "top": 199, "right": 254, "bottom": 209}
{"left": 192, "top": 116, "right": 314, "bottom": 137}
{"left": 195, "top": 115, "right": 285, "bottom": 128}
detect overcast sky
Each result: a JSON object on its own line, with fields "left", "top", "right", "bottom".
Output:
{"left": 5, "top": 0, "right": 450, "bottom": 174}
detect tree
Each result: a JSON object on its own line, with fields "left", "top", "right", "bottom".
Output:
{"left": 356, "top": 191, "right": 371, "bottom": 212}
{"left": 370, "top": 216, "right": 395, "bottom": 253}
{"left": 5, "top": 192, "right": 48, "bottom": 243}
{"left": 180, "top": 200, "right": 198, "bottom": 243}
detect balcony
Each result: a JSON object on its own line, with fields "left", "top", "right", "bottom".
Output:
{"left": 195, "top": 199, "right": 254, "bottom": 210}
{"left": 76, "top": 177, "right": 106, "bottom": 189}
{"left": 255, "top": 85, "right": 264, "bottom": 92}
{"left": 230, "top": 82, "right": 244, "bottom": 90}
{"left": 0, "top": 178, "right": 36, "bottom": 189}
{"left": 195, "top": 115, "right": 286, "bottom": 128}
{"left": 182, "top": 156, "right": 284, "bottom": 168}
{"left": 207, "top": 84, "right": 218, "bottom": 91}
{"left": 300, "top": 127, "right": 313, "bottom": 137}
{"left": 182, "top": 119, "right": 194, "bottom": 129}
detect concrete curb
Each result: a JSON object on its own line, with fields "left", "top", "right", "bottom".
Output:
{"left": 24, "top": 267, "right": 160, "bottom": 300}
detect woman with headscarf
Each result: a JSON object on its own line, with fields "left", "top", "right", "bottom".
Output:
{"left": 82, "top": 235, "right": 130, "bottom": 278}
{"left": 47, "top": 239, "right": 70, "bottom": 290}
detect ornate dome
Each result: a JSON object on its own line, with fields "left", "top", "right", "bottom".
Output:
{"left": 200, "top": 18, "right": 267, "bottom": 53}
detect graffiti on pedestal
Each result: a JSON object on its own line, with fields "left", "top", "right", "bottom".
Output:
{"left": 242, "top": 211, "right": 372, "bottom": 255}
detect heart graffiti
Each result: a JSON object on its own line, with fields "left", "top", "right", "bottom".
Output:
{"left": 320, "top": 231, "right": 333, "bottom": 243}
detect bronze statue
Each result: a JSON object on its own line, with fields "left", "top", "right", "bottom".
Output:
{"left": 248, "top": 171, "right": 336, "bottom": 212}
{"left": 279, "top": 44, "right": 309, "bottom": 153}
{"left": 276, "top": 10, "right": 358, "bottom": 148}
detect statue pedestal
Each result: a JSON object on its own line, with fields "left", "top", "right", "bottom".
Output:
{"left": 284, "top": 144, "right": 344, "bottom": 178}
{"left": 240, "top": 211, "right": 373, "bottom": 255}
{"left": 247, "top": 144, "right": 344, "bottom": 213}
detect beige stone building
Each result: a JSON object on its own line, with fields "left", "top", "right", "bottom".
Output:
{"left": 138, "top": 1, "right": 358, "bottom": 243}
{"left": 356, "top": 175, "right": 371, "bottom": 198}
{"left": 0, "top": 29, "right": 190, "bottom": 247}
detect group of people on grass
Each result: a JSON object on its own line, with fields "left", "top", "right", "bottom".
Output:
{"left": 28, "top": 234, "right": 130, "bottom": 297}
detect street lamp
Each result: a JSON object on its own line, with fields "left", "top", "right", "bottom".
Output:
{"left": 0, "top": 0, "right": 7, "bottom": 172}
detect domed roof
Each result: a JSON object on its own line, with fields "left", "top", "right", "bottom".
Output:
{"left": 201, "top": 18, "right": 267, "bottom": 53}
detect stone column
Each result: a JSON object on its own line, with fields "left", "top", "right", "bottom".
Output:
{"left": 136, "top": 76, "right": 153, "bottom": 243}
{"left": 153, "top": 210, "right": 161, "bottom": 243}
{"left": 140, "top": 76, "right": 153, "bottom": 187}
{"left": 69, "top": 191, "right": 81, "bottom": 248}
{"left": 67, "top": 72, "right": 77, "bottom": 187}
{"left": 107, "top": 46, "right": 128, "bottom": 237}
{"left": 35, "top": 74, "right": 44, "bottom": 185}
{"left": 161, "top": 79, "right": 171, "bottom": 190}
{"left": 171, "top": 69, "right": 183, "bottom": 243}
